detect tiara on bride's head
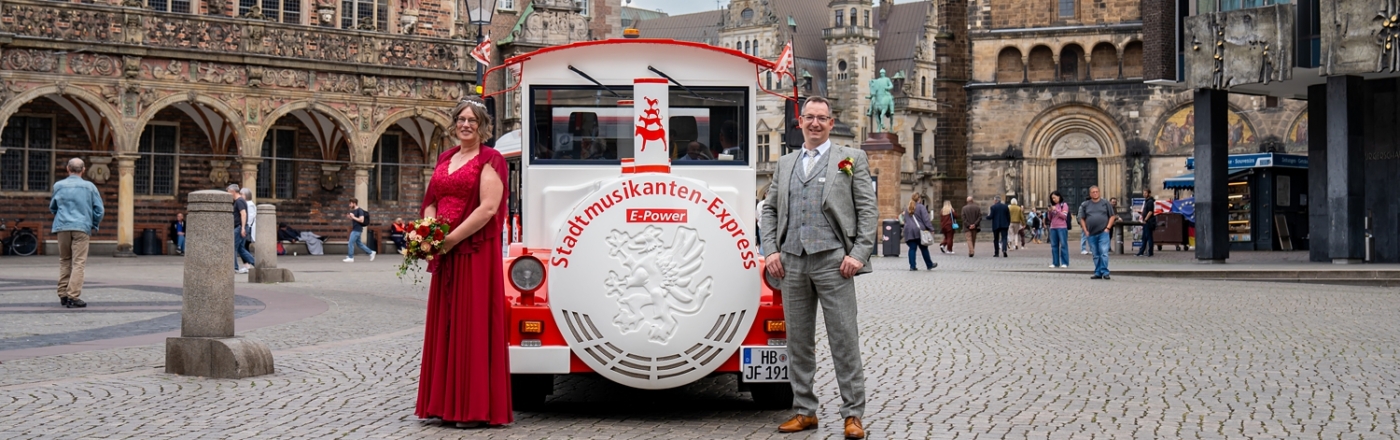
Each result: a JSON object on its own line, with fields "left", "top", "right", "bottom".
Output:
{"left": 461, "top": 99, "right": 487, "bottom": 110}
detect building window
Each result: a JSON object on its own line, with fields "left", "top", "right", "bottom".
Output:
{"left": 835, "top": 10, "right": 843, "bottom": 27}
{"left": 1059, "top": 0, "right": 1074, "bottom": 17}
{"left": 240, "top": 0, "right": 300, "bottom": 23}
{"left": 150, "top": 0, "right": 192, "bottom": 13}
{"left": 752, "top": 39, "right": 759, "bottom": 55}
{"left": 342, "top": 0, "right": 388, "bottom": 30}
{"left": 849, "top": 8, "right": 856, "bottom": 26}
{"left": 913, "top": 132, "right": 923, "bottom": 164}
{"left": 0, "top": 116, "right": 53, "bottom": 193}
{"left": 863, "top": 9, "right": 869, "bottom": 27}
{"left": 577, "top": 0, "right": 589, "bottom": 16}
{"left": 500, "top": 0, "right": 514, "bottom": 10}
{"left": 741, "top": 8, "right": 754, "bottom": 21}
{"left": 258, "top": 128, "right": 297, "bottom": 200}
{"left": 921, "top": 76, "right": 927, "bottom": 97}
{"left": 370, "top": 134, "right": 400, "bottom": 202}
{"left": 135, "top": 124, "right": 178, "bottom": 196}
{"left": 759, "top": 134, "right": 771, "bottom": 163}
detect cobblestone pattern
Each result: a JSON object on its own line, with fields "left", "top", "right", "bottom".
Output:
{"left": 1, "top": 255, "right": 1398, "bottom": 438}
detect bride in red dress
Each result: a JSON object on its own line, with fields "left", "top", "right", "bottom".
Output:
{"left": 415, "top": 97, "right": 513, "bottom": 427}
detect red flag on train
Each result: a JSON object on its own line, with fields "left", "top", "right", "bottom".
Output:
{"left": 773, "top": 41, "right": 793, "bottom": 77}
{"left": 470, "top": 34, "right": 494, "bottom": 67}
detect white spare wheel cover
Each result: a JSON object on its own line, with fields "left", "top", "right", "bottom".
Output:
{"left": 548, "top": 174, "right": 761, "bottom": 389}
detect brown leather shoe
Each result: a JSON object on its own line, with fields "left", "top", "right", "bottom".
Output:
{"left": 843, "top": 416, "right": 866, "bottom": 439}
{"left": 777, "top": 414, "right": 818, "bottom": 433}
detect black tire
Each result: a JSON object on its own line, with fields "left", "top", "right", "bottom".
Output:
{"left": 748, "top": 382, "right": 794, "bottom": 410}
{"left": 510, "top": 374, "right": 553, "bottom": 411}
{"left": 11, "top": 232, "right": 37, "bottom": 256}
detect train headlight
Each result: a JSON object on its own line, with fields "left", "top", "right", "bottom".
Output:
{"left": 519, "top": 320, "right": 544, "bottom": 335}
{"left": 509, "top": 256, "right": 546, "bottom": 293}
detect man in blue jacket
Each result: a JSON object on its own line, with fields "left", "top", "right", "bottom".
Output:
{"left": 986, "top": 196, "right": 1011, "bottom": 258}
{"left": 50, "top": 158, "right": 105, "bottom": 309}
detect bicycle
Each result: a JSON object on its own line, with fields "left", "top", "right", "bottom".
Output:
{"left": 1, "top": 218, "right": 39, "bottom": 256}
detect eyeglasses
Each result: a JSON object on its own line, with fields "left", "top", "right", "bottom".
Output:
{"left": 800, "top": 115, "right": 832, "bottom": 123}
{"left": 455, "top": 117, "right": 479, "bottom": 126}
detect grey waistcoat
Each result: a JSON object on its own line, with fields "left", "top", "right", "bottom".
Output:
{"left": 781, "top": 149, "right": 843, "bottom": 256}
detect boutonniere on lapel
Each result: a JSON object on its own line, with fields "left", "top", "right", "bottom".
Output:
{"left": 838, "top": 157, "right": 855, "bottom": 176}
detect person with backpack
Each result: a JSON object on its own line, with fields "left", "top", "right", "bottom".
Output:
{"left": 1047, "top": 191, "right": 1071, "bottom": 268}
{"left": 344, "top": 198, "right": 376, "bottom": 263}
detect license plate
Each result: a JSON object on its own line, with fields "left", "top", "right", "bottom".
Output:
{"left": 740, "top": 346, "right": 789, "bottom": 383}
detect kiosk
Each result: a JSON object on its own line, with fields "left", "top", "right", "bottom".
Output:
{"left": 1163, "top": 153, "right": 1309, "bottom": 251}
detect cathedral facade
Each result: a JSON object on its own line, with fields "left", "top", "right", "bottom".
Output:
{"left": 964, "top": 0, "right": 1306, "bottom": 210}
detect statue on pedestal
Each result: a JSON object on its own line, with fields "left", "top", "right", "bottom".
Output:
{"left": 867, "top": 69, "right": 894, "bottom": 133}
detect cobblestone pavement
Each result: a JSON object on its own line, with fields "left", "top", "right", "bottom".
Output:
{"left": 1, "top": 251, "right": 1398, "bottom": 439}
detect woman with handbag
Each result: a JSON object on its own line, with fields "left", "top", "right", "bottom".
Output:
{"left": 939, "top": 200, "right": 957, "bottom": 254}
{"left": 902, "top": 194, "right": 938, "bottom": 271}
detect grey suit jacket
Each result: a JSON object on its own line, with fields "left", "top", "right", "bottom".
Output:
{"left": 759, "top": 144, "right": 879, "bottom": 275}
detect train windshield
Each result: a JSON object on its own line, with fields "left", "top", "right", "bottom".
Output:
{"left": 528, "top": 86, "right": 749, "bottom": 166}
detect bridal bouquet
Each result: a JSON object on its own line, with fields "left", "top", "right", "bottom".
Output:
{"left": 396, "top": 217, "right": 452, "bottom": 284}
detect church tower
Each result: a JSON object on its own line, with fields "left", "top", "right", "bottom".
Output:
{"left": 822, "top": 0, "right": 879, "bottom": 136}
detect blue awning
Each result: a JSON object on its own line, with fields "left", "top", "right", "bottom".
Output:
{"left": 1163, "top": 170, "right": 1251, "bottom": 189}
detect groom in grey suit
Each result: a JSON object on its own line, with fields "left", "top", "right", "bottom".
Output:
{"left": 760, "top": 96, "right": 878, "bottom": 439}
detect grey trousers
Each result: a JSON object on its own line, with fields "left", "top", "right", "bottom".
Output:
{"left": 780, "top": 248, "right": 866, "bottom": 418}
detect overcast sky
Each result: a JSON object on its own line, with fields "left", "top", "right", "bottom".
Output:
{"left": 625, "top": 0, "right": 908, "bottom": 16}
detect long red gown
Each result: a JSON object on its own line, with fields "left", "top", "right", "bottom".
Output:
{"left": 415, "top": 145, "right": 513, "bottom": 425}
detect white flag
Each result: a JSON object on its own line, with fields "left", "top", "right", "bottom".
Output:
{"left": 470, "top": 34, "right": 494, "bottom": 67}
{"left": 773, "top": 41, "right": 794, "bottom": 77}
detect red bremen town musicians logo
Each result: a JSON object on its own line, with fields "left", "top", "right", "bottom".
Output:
{"left": 548, "top": 174, "right": 761, "bottom": 389}
{"left": 635, "top": 97, "right": 666, "bottom": 151}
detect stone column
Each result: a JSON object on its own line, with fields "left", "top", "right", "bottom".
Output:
{"left": 861, "top": 133, "right": 906, "bottom": 222}
{"left": 166, "top": 190, "right": 274, "bottom": 378}
{"left": 352, "top": 164, "right": 372, "bottom": 245}
{"left": 1326, "top": 75, "right": 1366, "bottom": 264}
{"left": 1306, "top": 83, "right": 1330, "bottom": 262}
{"left": 249, "top": 204, "right": 295, "bottom": 283}
{"left": 1193, "top": 88, "right": 1230, "bottom": 263}
{"left": 239, "top": 157, "right": 259, "bottom": 198}
{"left": 114, "top": 154, "right": 138, "bottom": 257}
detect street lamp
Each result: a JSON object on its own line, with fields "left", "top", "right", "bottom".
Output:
{"left": 465, "top": 0, "right": 497, "bottom": 93}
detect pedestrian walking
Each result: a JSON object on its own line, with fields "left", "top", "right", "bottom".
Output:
{"left": 938, "top": 200, "right": 956, "bottom": 254}
{"left": 50, "top": 158, "right": 104, "bottom": 309}
{"left": 987, "top": 196, "right": 1010, "bottom": 258}
{"left": 241, "top": 188, "right": 257, "bottom": 256}
{"left": 760, "top": 96, "right": 876, "bottom": 439}
{"left": 416, "top": 97, "right": 513, "bottom": 427}
{"left": 169, "top": 213, "right": 186, "bottom": 255}
{"left": 343, "top": 199, "right": 376, "bottom": 262}
{"left": 961, "top": 196, "right": 982, "bottom": 258}
{"left": 1137, "top": 189, "right": 1157, "bottom": 257}
{"left": 1079, "top": 186, "right": 1116, "bottom": 280}
{"left": 1008, "top": 198, "right": 1024, "bottom": 250}
{"left": 1026, "top": 209, "right": 1042, "bottom": 244}
{"left": 901, "top": 194, "right": 937, "bottom": 271}
{"left": 229, "top": 184, "right": 255, "bottom": 274}
{"left": 1047, "top": 191, "right": 1070, "bottom": 268}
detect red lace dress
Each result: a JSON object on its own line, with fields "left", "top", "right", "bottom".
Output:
{"left": 414, "top": 145, "right": 513, "bottom": 425}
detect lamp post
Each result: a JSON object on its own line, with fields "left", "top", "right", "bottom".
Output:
{"left": 465, "top": 0, "right": 498, "bottom": 94}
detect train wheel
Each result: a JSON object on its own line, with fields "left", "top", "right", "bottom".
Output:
{"left": 748, "top": 382, "right": 794, "bottom": 410}
{"left": 510, "top": 374, "right": 554, "bottom": 411}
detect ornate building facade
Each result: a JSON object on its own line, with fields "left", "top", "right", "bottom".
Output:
{"left": 965, "top": 0, "right": 1305, "bottom": 210}
{"left": 637, "top": 0, "right": 969, "bottom": 207}
{"left": 0, "top": 0, "right": 616, "bottom": 255}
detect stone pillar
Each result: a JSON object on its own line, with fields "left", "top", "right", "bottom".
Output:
{"left": 239, "top": 158, "right": 259, "bottom": 198}
{"left": 166, "top": 190, "right": 274, "bottom": 378}
{"left": 1307, "top": 83, "right": 1331, "bottom": 262}
{"left": 249, "top": 204, "right": 295, "bottom": 283}
{"left": 1326, "top": 75, "right": 1366, "bottom": 264}
{"left": 861, "top": 133, "right": 905, "bottom": 222}
{"left": 114, "top": 154, "right": 138, "bottom": 257}
{"left": 352, "top": 164, "right": 372, "bottom": 245}
{"left": 1193, "top": 88, "right": 1230, "bottom": 263}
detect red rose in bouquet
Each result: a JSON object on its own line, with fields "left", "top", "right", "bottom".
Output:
{"left": 396, "top": 217, "right": 453, "bottom": 284}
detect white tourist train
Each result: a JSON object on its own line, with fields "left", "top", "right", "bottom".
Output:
{"left": 485, "top": 37, "right": 793, "bottom": 409}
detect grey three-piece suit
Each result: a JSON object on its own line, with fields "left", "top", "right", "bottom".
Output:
{"left": 759, "top": 141, "right": 878, "bottom": 418}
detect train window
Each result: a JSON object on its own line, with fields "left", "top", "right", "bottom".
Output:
{"left": 528, "top": 86, "right": 750, "bottom": 166}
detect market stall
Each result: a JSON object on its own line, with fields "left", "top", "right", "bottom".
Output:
{"left": 1163, "top": 153, "right": 1309, "bottom": 251}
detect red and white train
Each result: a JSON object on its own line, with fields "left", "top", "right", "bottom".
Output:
{"left": 485, "top": 37, "right": 793, "bottom": 409}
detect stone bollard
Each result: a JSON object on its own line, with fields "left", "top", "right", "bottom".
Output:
{"left": 249, "top": 203, "right": 294, "bottom": 283}
{"left": 165, "top": 190, "right": 274, "bottom": 379}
